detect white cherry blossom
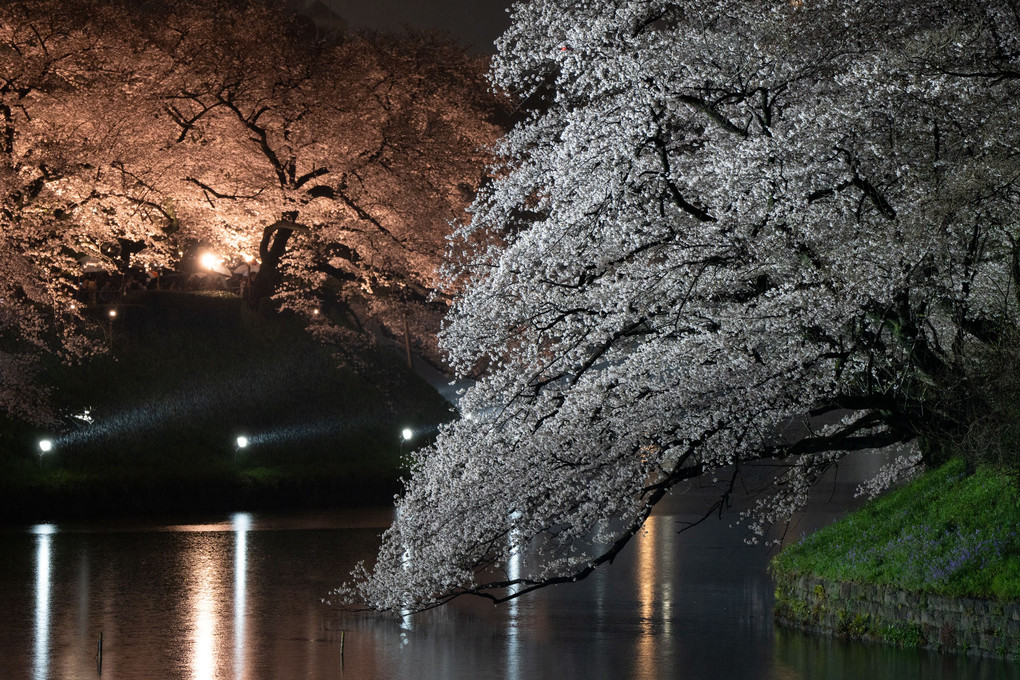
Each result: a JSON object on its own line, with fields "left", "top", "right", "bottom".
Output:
{"left": 336, "top": 0, "right": 1020, "bottom": 612}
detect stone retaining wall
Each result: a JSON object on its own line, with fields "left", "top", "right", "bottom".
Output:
{"left": 773, "top": 573, "right": 1020, "bottom": 659}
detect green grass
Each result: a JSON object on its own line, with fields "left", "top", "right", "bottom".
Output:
{"left": 771, "top": 458, "right": 1020, "bottom": 600}
{"left": 0, "top": 290, "right": 451, "bottom": 521}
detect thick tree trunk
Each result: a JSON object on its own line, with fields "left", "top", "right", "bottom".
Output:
{"left": 246, "top": 217, "right": 306, "bottom": 311}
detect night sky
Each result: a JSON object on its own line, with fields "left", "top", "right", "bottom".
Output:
{"left": 304, "top": 0, "right": 513, "bottom": 52}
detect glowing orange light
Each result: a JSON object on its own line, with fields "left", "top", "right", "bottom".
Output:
{"left": 199, "top": 252, "right": 220, "bottom": 270}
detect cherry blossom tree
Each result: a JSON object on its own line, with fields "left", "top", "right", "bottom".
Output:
{"left": 125, "top": 1, "right": 502, "bottom": 359}
{"left": 335, "top": 0, "right": 1020, "bottom": 612}
{"left": 0, "top": 0, "right": 135, "bottom": 424}
{"left": 0, "top": 0, "right": 502, "bottom": 424}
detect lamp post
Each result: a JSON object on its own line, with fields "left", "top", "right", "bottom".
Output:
{"left": 200, "top": 251, "right": 220, "bottom": 271}
{"left": 38, "top": 439, "right": 52, "bottom": 465}
{"left": 399, "top": 428, "right": 413, "bottom": 462}
{"left": 234, "top": 435, "right": 249, "bottom": 462}
{"left": 107, "top": 308, "right": 117, "bottom": 353}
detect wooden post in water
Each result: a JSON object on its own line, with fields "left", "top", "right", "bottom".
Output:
{"left": 95, "top": 632, "right": 103, "bottom": 674}
{"left": 340, "top": 629, "right": 345, "bottom": 658}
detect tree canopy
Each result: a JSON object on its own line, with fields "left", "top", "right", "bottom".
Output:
{"left": 0, "top": 0, "right": 502, "bottom": 423}
{"left": 335, "top": 0, "right": 1020, "bottom": 612}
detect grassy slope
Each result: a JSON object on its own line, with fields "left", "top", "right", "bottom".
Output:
{"left": 771, "top": 458, "right": 1020, "bottom": 600}
{"left": 0, "top": 291, "right": 451, "bottom": 522}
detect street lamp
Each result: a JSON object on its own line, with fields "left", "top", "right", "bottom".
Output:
{"left": 107, "top": 308, "right": 117, "bottom": 352}
{"left": 398, "top": 427, "right": 415, "bottom": 463}
{"left": 200, "top": 251, "right": 221, "bottom": 271}
{"left": 38, "top": 438, "right": 52, "bottom": 465}
{"left": 234, "top": 435, "right": 248, "bottom": 462}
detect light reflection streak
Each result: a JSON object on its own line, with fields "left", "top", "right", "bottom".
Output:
{"left": 233, "top": 513, "right": 251, "bottom": 680}
{"left": 191, "top": 552, "right": 217, "bottom": 680}
{"left": 505, "top": 529, "right": 522, "bottom": 680}
{"left": 634, "top": 517, "right": 658, "bottom": 680}
{"left": 660, "top": 520, "right": 675, "bottom": 638}
{"left": 32, "top": 524, "right": 55, "bottom": 680}
{"left": 398, "top": 504, "right": 414, "bottom": 633}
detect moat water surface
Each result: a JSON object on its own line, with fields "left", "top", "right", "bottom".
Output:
{"left": 1, "top": 475, "right": 1017, "bottom": 679}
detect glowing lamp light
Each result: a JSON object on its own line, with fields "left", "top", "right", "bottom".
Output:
{"left": 233, "top": 435, "right": 249, "bottom": 463}
{"left": 200, "top": 251, "right": 221, "bottom": 271}
{"left": 38, "top": 439, "right": 53, "bottom": 453}
{"left": 401, "top": 428, "right": 414, "bottom": 442}
{"left": 108, "top": 309, "right": 117, "bottom": 319}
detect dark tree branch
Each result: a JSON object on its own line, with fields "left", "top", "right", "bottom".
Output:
{"left": 165, "top": 100, "right": 220, "bottom": 143}
{"left": 295, "top": 166, "right": 329, "bottom": 189}
{"left": 217, "top": 97, "right": 290, "bottom": 188}
{"left": 185, "top": 177, "right": 264, "bottom": 200}
{"left": 335, "top": 178, "right": 407, "bottom": 249}
{"left": 836, "top": 148, "right": 897, "bottom": 219}
{"left": 651, "top": 134, "right": 717, "bottom": 223}
{"left": 678, "top": 93, "right": 748, "bottom": 137}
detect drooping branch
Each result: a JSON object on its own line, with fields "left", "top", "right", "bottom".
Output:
{"left": 416, "top": 465, "right": 703, "bottom": 610}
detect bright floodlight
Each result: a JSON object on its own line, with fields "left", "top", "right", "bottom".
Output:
{"left": 401, "top": 428, "right": 414, "bottom": 441}
{"left": 236, "top": 435, "right": 249, "bottom": 449}
{"left": 200, "top": 251, "right": 220, "bottom": 270}
{"left": 38, "top": 439, "right": 53, "bottom": 453}
{"left": 108, "top": 309, "right": 117, "bottom": 319}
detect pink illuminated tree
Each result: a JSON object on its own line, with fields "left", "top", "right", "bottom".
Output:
{"left": 0, "top": 0, "right": 501, "bottom": 423}
{"left": 127, "top": 2, "right": 502, "bottom": 360}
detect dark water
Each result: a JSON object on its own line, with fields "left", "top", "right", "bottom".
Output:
{"left": 1, "top": 487, "right": 1018, "bottom": 679}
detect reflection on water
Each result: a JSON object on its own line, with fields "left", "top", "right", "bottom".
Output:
{"left": 233, "top": 513, "right": 249, "bottom": 680}
{"left": 189, "top": 551, "right": 217, "bottom": 680}
{"left": 32, "top": 525, "right": 54, "bottom": 680}
{"left": 634, "top": 516, "right": 658, "bottom": 680}
{"left": 4, "top": 504, "right": 1019, "bottom": 680}
{"left": 507, "top": 527, "right": 523, "bottom": 680}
